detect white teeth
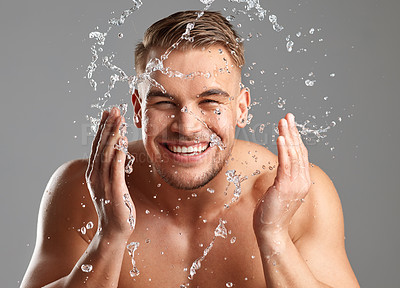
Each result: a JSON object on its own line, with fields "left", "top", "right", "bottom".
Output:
{"left": 167, "top": 144, "right": 208, "bottom": 154}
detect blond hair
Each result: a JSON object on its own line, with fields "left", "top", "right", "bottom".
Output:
{"left": 135, "top": 10, "right": 244, "bottom": 74}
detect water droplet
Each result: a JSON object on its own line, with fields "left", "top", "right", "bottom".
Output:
{"left": 305, "top": 79, "right": 316, "bottom": 86}
{"left": 86, "top": 221, "right": 94, "bottom": 230}
{"left": 81, "top": 264, "right": 93, "bottom": 273}
{"left": 145, "top": 210, "right": 150, "bottom": 214}
{"left": 309, "top": 28, "right": 315, "bottom": 34}
{"left": 286, "top": 40, "right": 294, "bottom": 52}
{"left": 259, "top": 124, "right": 265, "bottom": 133}
{"left": 214, "top": 219, "right": 227, "bottom": 238}
{"left": 226, "top": 15, "right": 235, "bottom": 22}
{"left": 230, "top": 237, "right": 236, "bottom": 244}
{"left": 127, "top": 242, "right": 140, "bottom": 277}
{"left": 226, "top": 282, "right": 233, "bottom": 287}
{"left": 118, "top": 33, "right": 124, "bottom": 38}
{"left": 207, "top": 188, "right": 215, "bottom": 193}
{"left": 330, "top": 73, "right": 336, "bottom": 77}
{"left": 80, "top": 227, "right": 87, "bottom": 235}
{"left": 214, "top": 108, "right": 222, "bottom": 115}
{"left": 200, "top": 0, "right": 214, "bottom": 4}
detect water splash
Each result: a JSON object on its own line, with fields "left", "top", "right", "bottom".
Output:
{"left": 214, "top": 218, "right": 228, "bottom": 238}
{"left": 210, "top": 133, "right": 226, "bottom": 150}
{"left": 112, "top": 103, "right": 136, "bottom": 174}
{"left": 108, "top": 0, "right": 143, "bottom": 26}
{"left": 127, "top": 241, "right": 140, "bottom": 277}
{"left": 224, "top": 170, "right": 248, "bottom": 207}
{"left": 268, "top": 14, "right": 284, "bottom": 32}
{"left": 228, "top": 0, "right": 267, "bottom": 21}
{"left": 274, "top": 119, "right": 337, "bottom": 142}
{"left": 187, "top": 219, "right": 227, "bottom": 282}
{"left": 123, "top": 193, "right": 135, "bottom": 230}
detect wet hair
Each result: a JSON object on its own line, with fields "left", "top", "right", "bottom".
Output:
{"left": 134, "top": 10, "right": 244, "bottom": 74}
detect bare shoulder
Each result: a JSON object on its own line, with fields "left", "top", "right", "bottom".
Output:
{"left": 40, "top": 159, "right": 98, "bottom": 243}
{"left": 231, "top": 139, "right": 278, "bottom": 199}
{"left": 232, "top": 139, "right": 278, "bottom": 172}
{"left": 291, "top": 163, "right": 344, "bottom": 242}
{"left": 21, "top": 159, "right": 95, "bottom": 287}
{"left": 40, "top": 159, "right": 93, "bottom": 223}
{"left": 233, "top": 139, "right": 343, "bottom": 242}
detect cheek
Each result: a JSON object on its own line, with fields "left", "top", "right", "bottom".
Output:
{"left": 203, "top": 106, "right": 236, "bottom": 132}
{"left": 142, "top": 109, "right": 172, "bottom": 138}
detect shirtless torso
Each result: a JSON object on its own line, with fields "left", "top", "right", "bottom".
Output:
{"left": 21, "top": 138, "right": 357, "bottom": 287}
{"left": 21, "top": 40, "right": 359, "bottom": 287}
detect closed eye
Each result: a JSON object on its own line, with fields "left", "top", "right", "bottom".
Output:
{"left": 200, "top": 99, "right": 219, "bottom": 104}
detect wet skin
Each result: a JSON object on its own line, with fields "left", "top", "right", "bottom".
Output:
{"left": 21, "top": 46, "right": 359, "bottom": 288}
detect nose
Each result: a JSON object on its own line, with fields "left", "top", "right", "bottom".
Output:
{"left": 170, "top": 105, "right": 204, "bottom": 136}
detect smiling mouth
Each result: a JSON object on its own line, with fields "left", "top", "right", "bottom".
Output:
{"left": 163, "top": 143, "right": 210, "bottom": 156}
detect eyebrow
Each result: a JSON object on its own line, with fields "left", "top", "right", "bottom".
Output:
{"left": 198, "top": 89, "right": 230, "bottom": 98}
{"left": 146, "top": 89, "right": 230, "bottom": 99}
{"left": 147, "top": 90, "right": 174, "bottom": 99}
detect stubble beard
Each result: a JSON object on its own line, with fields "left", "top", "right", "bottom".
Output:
{"left": 154, "top": 148, "right": 232, "bottom": 190}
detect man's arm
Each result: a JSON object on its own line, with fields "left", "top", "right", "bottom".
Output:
{"left": 21, "top": 108, "right": 135, "bottom": 288}
{"left": 253, "top": 113, "right": 359, "bottom": 288}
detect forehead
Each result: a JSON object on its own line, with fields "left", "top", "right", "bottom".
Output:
{"left": 148, "top": 45, "right": 239, "bottom": 72}
{"left": 143, "top": 45, "right": 241, "bottom": 97}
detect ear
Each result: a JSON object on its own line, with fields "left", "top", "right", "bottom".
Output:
{"left": 132, "top": 90, "right": 142, "bottom": 128}
{"left": 236, "top": 87, "right": 250, "bottom": 128}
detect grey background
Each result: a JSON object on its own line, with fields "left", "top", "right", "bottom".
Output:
{"left": 1, "top": 0, "right": 399, "bottom": 287}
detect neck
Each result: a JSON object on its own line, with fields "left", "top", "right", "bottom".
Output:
{"left": 128, "top": 140, "right": 246, "bottom": 225}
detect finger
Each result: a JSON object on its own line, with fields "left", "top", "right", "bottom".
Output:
{"left": 287, "top": 113, "right": 309, "bottom": 175}
{"left": 86, "top": 110, "right": 109, "bottom": 179}
{"left": 286, "top": 113, "right": 301, "bottom": 148}
{"left": 300, "top": 140, "right": 311, "bottom": 180}
{"left": 278, "top": 118, "right": 295, "bottom": 151}
{"left": 110, "top": 136, "right": 128, "bottom": 189}
{"left": 276, "top": 135, "right": 290, "bottom": 180}
{"left": 279, "top": 118, "right": 299, "bottom": 177}
{"left": 93, "top": 107, "right": 120, "bottom": 170}
{"left": 101, "top": 110, "right": 124, "bottom": 180}
{"left": 285, "top": 114, "right": 302, "bottom": 178}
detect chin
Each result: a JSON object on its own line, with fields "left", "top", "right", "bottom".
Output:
{"left": 155, "top": 162, "right": 224, "bottom": 191}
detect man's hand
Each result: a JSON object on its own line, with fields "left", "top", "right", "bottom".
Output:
{"left": 253, "top": 113, "right": 311, "bottom": 242}
{"left": 86, "top": 107, "right": 136, "bottom": 240}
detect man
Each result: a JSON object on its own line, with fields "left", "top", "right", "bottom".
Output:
{"left": 21, "top": 11, "right": 359, "bottom": 288}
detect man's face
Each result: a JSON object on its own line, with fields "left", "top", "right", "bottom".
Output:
{"left": 135, "top": 45, "right": 249, "bottom": 190}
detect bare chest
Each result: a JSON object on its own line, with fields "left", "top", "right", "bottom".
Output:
{"left": 117, "top": 212, "right": 267, "bottom": 288}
